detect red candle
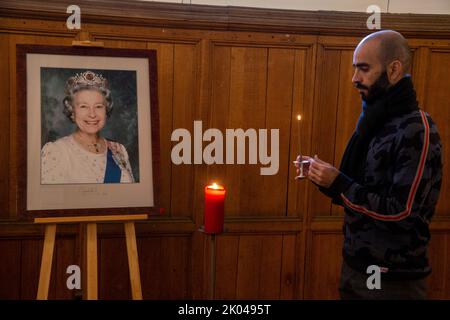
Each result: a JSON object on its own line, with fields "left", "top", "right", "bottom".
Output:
{"left": 204, "top": 183, "right": 226, "bottom": 234}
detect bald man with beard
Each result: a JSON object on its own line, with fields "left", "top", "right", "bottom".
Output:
{"left": 296, "top": 30, "right": 443, "bottom": 299}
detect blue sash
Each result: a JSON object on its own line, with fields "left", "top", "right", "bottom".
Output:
{"left": 104, "top": 148, "right": 121, "bottom": 183}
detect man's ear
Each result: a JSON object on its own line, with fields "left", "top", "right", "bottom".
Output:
{"left": 387, "top": 60, "right": 403, "bottom": 84}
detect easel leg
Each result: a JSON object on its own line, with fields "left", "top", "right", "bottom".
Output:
{"left": 37, "top": 224, "right": 56, "bottom": 300}
{"left": 124, "top": 222, "right": 143, "bottom": 300}
{"left": 86, "top": 222, "right": 98, "bottom": 300}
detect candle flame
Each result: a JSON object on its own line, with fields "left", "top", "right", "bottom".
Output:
{"left": 297, "top": 114, "right": 302, "bottom": 121}
{"left": 209, "top": 182, "right": 221, "bottom": 189}
{"left": 206, "top": 182, "right": 225, "bottom": 192}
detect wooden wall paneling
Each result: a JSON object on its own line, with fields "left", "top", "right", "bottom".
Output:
{"left": 309, "top": 45, "right": 342, "bottom": 217}
{"left": 446, "top": 234, "right": 450, "bottom": 300}
{"left": 258, "top": 235, "right": 283, "bottom": 299}
{"left": 294, "top": 232, "right": 306, "bottom": 299}
{"left": 138, "top": 236, "right": 163, "bottom": 299}
{"left": 279, "top": 234, "right": 297, "bottom": 299}
{"left": 304, "top": 232, "right": 343, "bottom": 299}
{"left": 226, "top": 46, "right": 268, "bottom": 216}
{"left": 115, "top": 234, "right": 192, "bottom": 300}
{"left": 427, "top": 232, "right": 449, "bottom": 299}
{"left": 208, "top": 44, "right": 231, "bottom": 210}
{"left": 19, "top": 238, "right": 42, "bottom": 299}
{"left": 138, "top": 234, "right": 193, "bottom": 300}
{"left": 192, "top": 230, "right": 207, "bottom": 300}
{"left": 159, "top": 235, "right": 190, "bottom": 299}
{"left": 146, "top": 42, "right": 175, "bottom": 216}
{"left": 233, "top": 234, "right": 286, "bottom": 299}
{"left": 408, "top": 47, "right": 417, "bottom": 78}
{"left": 54, "top": 236, "right": 77, "bottom": 299}
{"left": 100, "top": 39, "right": 147, "bottom": 49}
{"left": 287, "top": 45, "right": 317, "bottom": 299}
{"left": 3, "top": 1, "right": 450, "bottom": 39}
{"left": 331, "top": 49, "right": 361, "bottom": 216}
{"left": 99, "top": 237, "right": 130, "bottom": 299}
{"left": 287, "top": 48, "right": 311, "bottom": 218}
{"left": 235, "top": 235, "right": 263, "bottom": 299}
{"left": 83, "top": 21, "right": 204, "bottom": 45}
{"left": 192, "top": 39, "right": 211, "bottom": 223}
{"left": 310, "top": 38, "right": 354, "bottom": 218}
{"left": 171, "top": 43, "right": 198, "bottom": 218}
{"left": 0, "top": 34, "right": 10, "bottom": 219}
{"left": 223, "top": 218, "right": 301, "bottom": 233}
{"left": 302, "top": 230, "right": 315, "bottom": 299}
{"left": 316, "top": 35, "right": 359, "bottom": 48}
{"left": 7, "top": 32, "right": 73, "bottom": 48}
{"left": 423, "top": 49, "right": 450, "bottom": 217}
{"left": 0, "top": 222, "right": 44, "bottom": 238}
{"left": 407, "top": 43, "right": 429, "bottom": 145}
{"left": 411, "top": 46, "right": 429, "bottom": 107}
{"left": 201, "top": 232, "right": 214, "bottom": 299}
{"left": 191, "top": 39, "right": 212, "bottom": 299}
{"left": 0, "top": 16, "right": 72, "bottom": 39}
{"left": 214, "top": 234, "right": 239, "bottom": 299}
{"left": 0, "top": 240, "right": 21, "bottom": 299}
{"left": 261, "top": 47, "right": 295, "bottom": 216}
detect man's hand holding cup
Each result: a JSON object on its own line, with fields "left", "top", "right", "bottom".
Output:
{"left": 294, "top": 155, "right": 340, "bottom": 187}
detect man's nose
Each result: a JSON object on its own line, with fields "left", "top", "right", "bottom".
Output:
{"left": 352, "top": 69, "right": 360, "bottom": 85}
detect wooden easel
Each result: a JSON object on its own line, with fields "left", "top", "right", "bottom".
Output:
{"left": 35, "top": 32, "right": 143, "bottom": 300}
{"left": 35, "top": 214, "right": 147, "bottom": 300}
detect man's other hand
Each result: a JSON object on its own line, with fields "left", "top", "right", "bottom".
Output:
{"left": 307, "top": 155, "right": 340, "bottom": 188}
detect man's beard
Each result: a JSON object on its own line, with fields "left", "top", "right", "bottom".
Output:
{"left": 356, "top": 71, "right": 390, "bottom": 104}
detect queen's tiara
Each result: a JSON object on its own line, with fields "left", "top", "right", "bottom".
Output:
{"left": 65, "top": 70, "right": 109, "bottom": 94}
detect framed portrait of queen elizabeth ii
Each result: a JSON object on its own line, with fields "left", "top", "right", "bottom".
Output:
{"left": 15, "top": 45, "right": 160, "bottom": 219}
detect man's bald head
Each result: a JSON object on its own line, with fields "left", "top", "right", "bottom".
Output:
{"left": 357, "top": 30, "right": 411, "bottom": 74}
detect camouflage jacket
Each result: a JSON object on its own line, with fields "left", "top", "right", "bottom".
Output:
{"left": 328, "top": 109, "right": 443, "bottom": 280}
